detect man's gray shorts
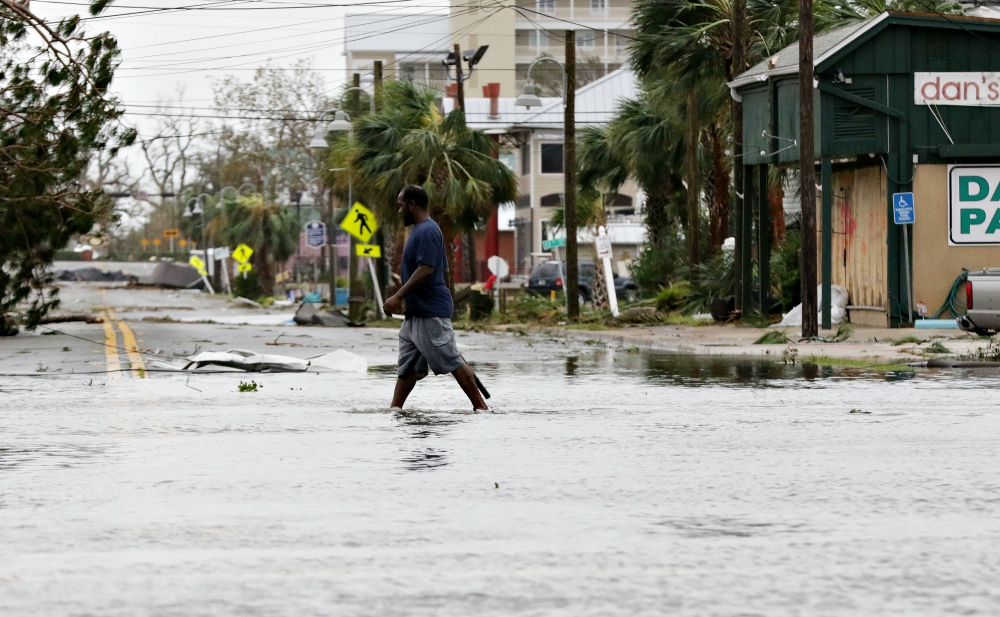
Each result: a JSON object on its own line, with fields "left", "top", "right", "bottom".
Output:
{"left": 397, "top": 316, "right": 465, "bottom": 380}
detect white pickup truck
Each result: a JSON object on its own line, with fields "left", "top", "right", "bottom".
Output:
{"left": 957, "top": 269, "right": 1000, "bottom": 334}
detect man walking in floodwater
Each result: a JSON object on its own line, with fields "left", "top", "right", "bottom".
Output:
{"left": 382, "top": 185, "right": 488, "bottom": 411}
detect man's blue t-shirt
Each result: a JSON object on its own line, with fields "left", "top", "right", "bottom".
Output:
{"left": 401, "top": 218, "right": 453, "bottom": 318}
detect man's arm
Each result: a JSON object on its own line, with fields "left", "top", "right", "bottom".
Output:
{"left": 383, "top": 264, "right": 434, "bottom": 316}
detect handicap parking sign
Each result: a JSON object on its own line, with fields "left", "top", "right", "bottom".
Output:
{"left": 893, "top": 192, "right": 915, "bottom": 224}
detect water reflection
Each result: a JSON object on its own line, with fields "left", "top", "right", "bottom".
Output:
{"left": 565, "top": 356, "right": 578, "bottom": 376}
{"left": 637, "top": 353, "right": 917, "bottom": 386}
{"left": 394, "top": 410, "right": 455, "bottom": 471}
{"left": 0, "top": 444, "right": 106, "bottom": 470}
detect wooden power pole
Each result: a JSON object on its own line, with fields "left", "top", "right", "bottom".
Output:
{"left": 798, "top": 0, "right": 818, "bottom": 337}
{"left": 732, "top": 0, "right": 746, "bottom": 311}
{"left": 565, "top": 30, "right": 579, "bottom": 319}
{"left": 453, "top": 44, "right": 465, "bottom": 112}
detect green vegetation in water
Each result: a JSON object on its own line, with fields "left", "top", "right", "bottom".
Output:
{"left": 754, "top": 330, "right": 791, "bottom": 345}
{"left": 802, "top": 355, "right": 913, "bottom": 371}
{"left": 238, "top": 380, "right": 262, "bottom": 392}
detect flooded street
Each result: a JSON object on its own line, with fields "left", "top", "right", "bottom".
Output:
{"left": 2, "top": 337, "right": 1000, "bottom": 615}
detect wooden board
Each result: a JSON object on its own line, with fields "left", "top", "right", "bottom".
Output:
{"left": 818, "top": 165, "right": 888, "bottom": 313}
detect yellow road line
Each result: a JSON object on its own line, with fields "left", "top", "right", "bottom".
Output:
{"left": 116, "top": 319, "right": 146, "bottom": 377}
{"left": 101, "top": 310, "right": 121, "bottom": 375}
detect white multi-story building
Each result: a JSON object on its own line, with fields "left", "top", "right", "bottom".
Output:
{"left": 342, "top": 13, "right": 452, "bottom": 88}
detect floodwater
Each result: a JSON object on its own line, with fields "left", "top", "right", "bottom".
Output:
{"left": 2, "top": 349, "right": 1000, "bottom": 615}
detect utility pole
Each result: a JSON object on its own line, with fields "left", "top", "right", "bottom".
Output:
{"left": 732, "top": 0, "right": 746, "bottom": 312}
{"left": 373, "top": 60, "right": 387, "bottom": 296}
{"left": 564, "top": 30, "right": 579, "bottom": 319}
{"left": 453, "top": 44, "right": 465, "bottom": 112}
{"left": 348, "top": 72, "right": 365, "bottom": 323}
{"left": 798, "top": 0, "right": 818, "bottom": 338}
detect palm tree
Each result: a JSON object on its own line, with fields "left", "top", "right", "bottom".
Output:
{"left": 578, "top": 92, "right": 687, "bottom": 249}
{"left": 345, "top": 80, "right": 518, "bottom": 291}
{"left": 217, "top": 194, "right": 298, "bottom": 294}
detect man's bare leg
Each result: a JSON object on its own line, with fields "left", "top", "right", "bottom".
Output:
{"left": 391, "top": 372, "right": 418, "bottom": 408}
{"left": 452, "top": 363, "right": 487, "bottom": 410}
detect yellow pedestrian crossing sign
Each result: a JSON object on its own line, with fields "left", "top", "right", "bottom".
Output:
{"left": 237, "top": 263, "right": 253, "bottom": 273}
{"left": 189, "top": 255, "right": 207, "bottom": 276}
{"left": 356, "top": 244, "right": 382, "bottom": 258}
{"left": 340, "top": 202, "right": 378, "bottom": 243}
{"left": 232, "top": 243, "right": 253, "bottom": 264}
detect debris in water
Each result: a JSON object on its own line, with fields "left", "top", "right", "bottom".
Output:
{"left": 238, "top": 380, "right": 261, "bottom": 392}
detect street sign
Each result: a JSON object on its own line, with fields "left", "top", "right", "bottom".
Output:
{"left": 595, "top": 233, "right": 612, "bottom": 259}
{"left": 152, "top": 238, "right": 161, "bottom": 246}
{"left": 893, "top": 192, "right": 915, "bottom": 224}
{"left": 356, "top": 243, "right": 382, "bottom": 258}
{"left": 542, "top": 237, "right": 566, "bottom": 251}
{"left": 189, "top": 255, "right": 207, "bottom": 276}
{"left": 164, "top": 228, "right": 180, "bottom": 238}
{"left": 179, "top": 239, "right": 187, "bottom": 247}
{"left": 141, "top": 238, "right": 149, "bottom": 247}
{"left": 237, "top": 263, "right": 253, "bottom": 273}
{"left": 232, "top": 243, "right": 254, "bottom": 263}
{"left": 214, "top": 247, "right": 230, "bottom": 260}
{"left": 340, "top": 202, "right": 378, "bottom": 243}
{"left": 305, "top": 220, "right": 327, "bottom": 248}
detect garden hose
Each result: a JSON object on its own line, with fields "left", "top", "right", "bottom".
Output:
{"left": 931, "top": 270, "right": 969, "bottom": 319}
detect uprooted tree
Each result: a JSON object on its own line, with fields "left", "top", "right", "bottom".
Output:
{"left": 0, "top": 0, "right": 134, "bottom": 334}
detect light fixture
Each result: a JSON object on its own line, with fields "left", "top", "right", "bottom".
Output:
{"left": 326, "top": 110, "right": 352, "bottom": 133}
{"left": 308, "top": 126, "right": 329, "bottom": 149}
{"left": 514, "top": 80, "right": 543, "bottom": 109}
{"left": 192, "top": 200, "right": 204, "bottom": 215}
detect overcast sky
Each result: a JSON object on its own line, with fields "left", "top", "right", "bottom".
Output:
{"left": 34, "top": 0, "right": 450, "bottom": 140}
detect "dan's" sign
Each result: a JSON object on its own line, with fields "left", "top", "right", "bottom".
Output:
{"left": 948, "top": 165, "right": 1000, "bottom": 245}
{"left": 915, "top": 72, "right": 1000, "bottom": 106}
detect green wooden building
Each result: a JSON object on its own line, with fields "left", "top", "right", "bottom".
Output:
{"left": 729, "top": 11, "right": 1000, "bottom": 327}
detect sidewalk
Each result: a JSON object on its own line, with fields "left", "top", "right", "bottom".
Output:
{"left": 501, "top": 323, "right": 986, "bottom": 366}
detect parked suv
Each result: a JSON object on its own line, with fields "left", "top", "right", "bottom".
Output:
{"left": 527, "top": 260, "right": 638, "bottom": 304}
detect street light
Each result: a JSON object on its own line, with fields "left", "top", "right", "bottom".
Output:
{"left": 515, "top": 56, "right": 565, "bottom": 110}
{"left": 513, "top": 51, "right": 581, "bottom": 319}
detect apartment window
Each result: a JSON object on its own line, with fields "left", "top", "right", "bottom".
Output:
{"left": 576, "top": 30, "right": 596, "bottom": 48}
{"left": 540, "top": 143, "right": 564, "bottom": 174}
{"left": 591, "top": 0, "right": 605, "bottom": 12}
{"left": 615, "top": 31, "right": 629, "bottom": 53}
{"left": 537, "top": 0, "right": 554, "bottom": 13}
{"left": 527, "top": 30, "right": 549, "bottom": 50}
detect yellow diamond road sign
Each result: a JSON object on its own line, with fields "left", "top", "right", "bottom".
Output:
{"left": 237, "top": 263, "right": 253, "bottom": 273}
{"left": 356, "top": 244, "right": 382, "bottom": 258}
{"left": 232, "top": 243, "right": 253, "bottom": 263}
{"left": 189, "top": 255, "right": 207, "bottom": 276}
{"left": 340, "top": 202, "right": 378, "bottom": 243}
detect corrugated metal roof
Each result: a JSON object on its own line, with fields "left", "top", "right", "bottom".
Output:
{"left": 734, "top": 15, "right": 884, "bottom": 86}
{"left": 345, "top": 13, "right": 451, "bottom": 53}
{"left": 516, "top": 68, "right": 638, "bottom": 129}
